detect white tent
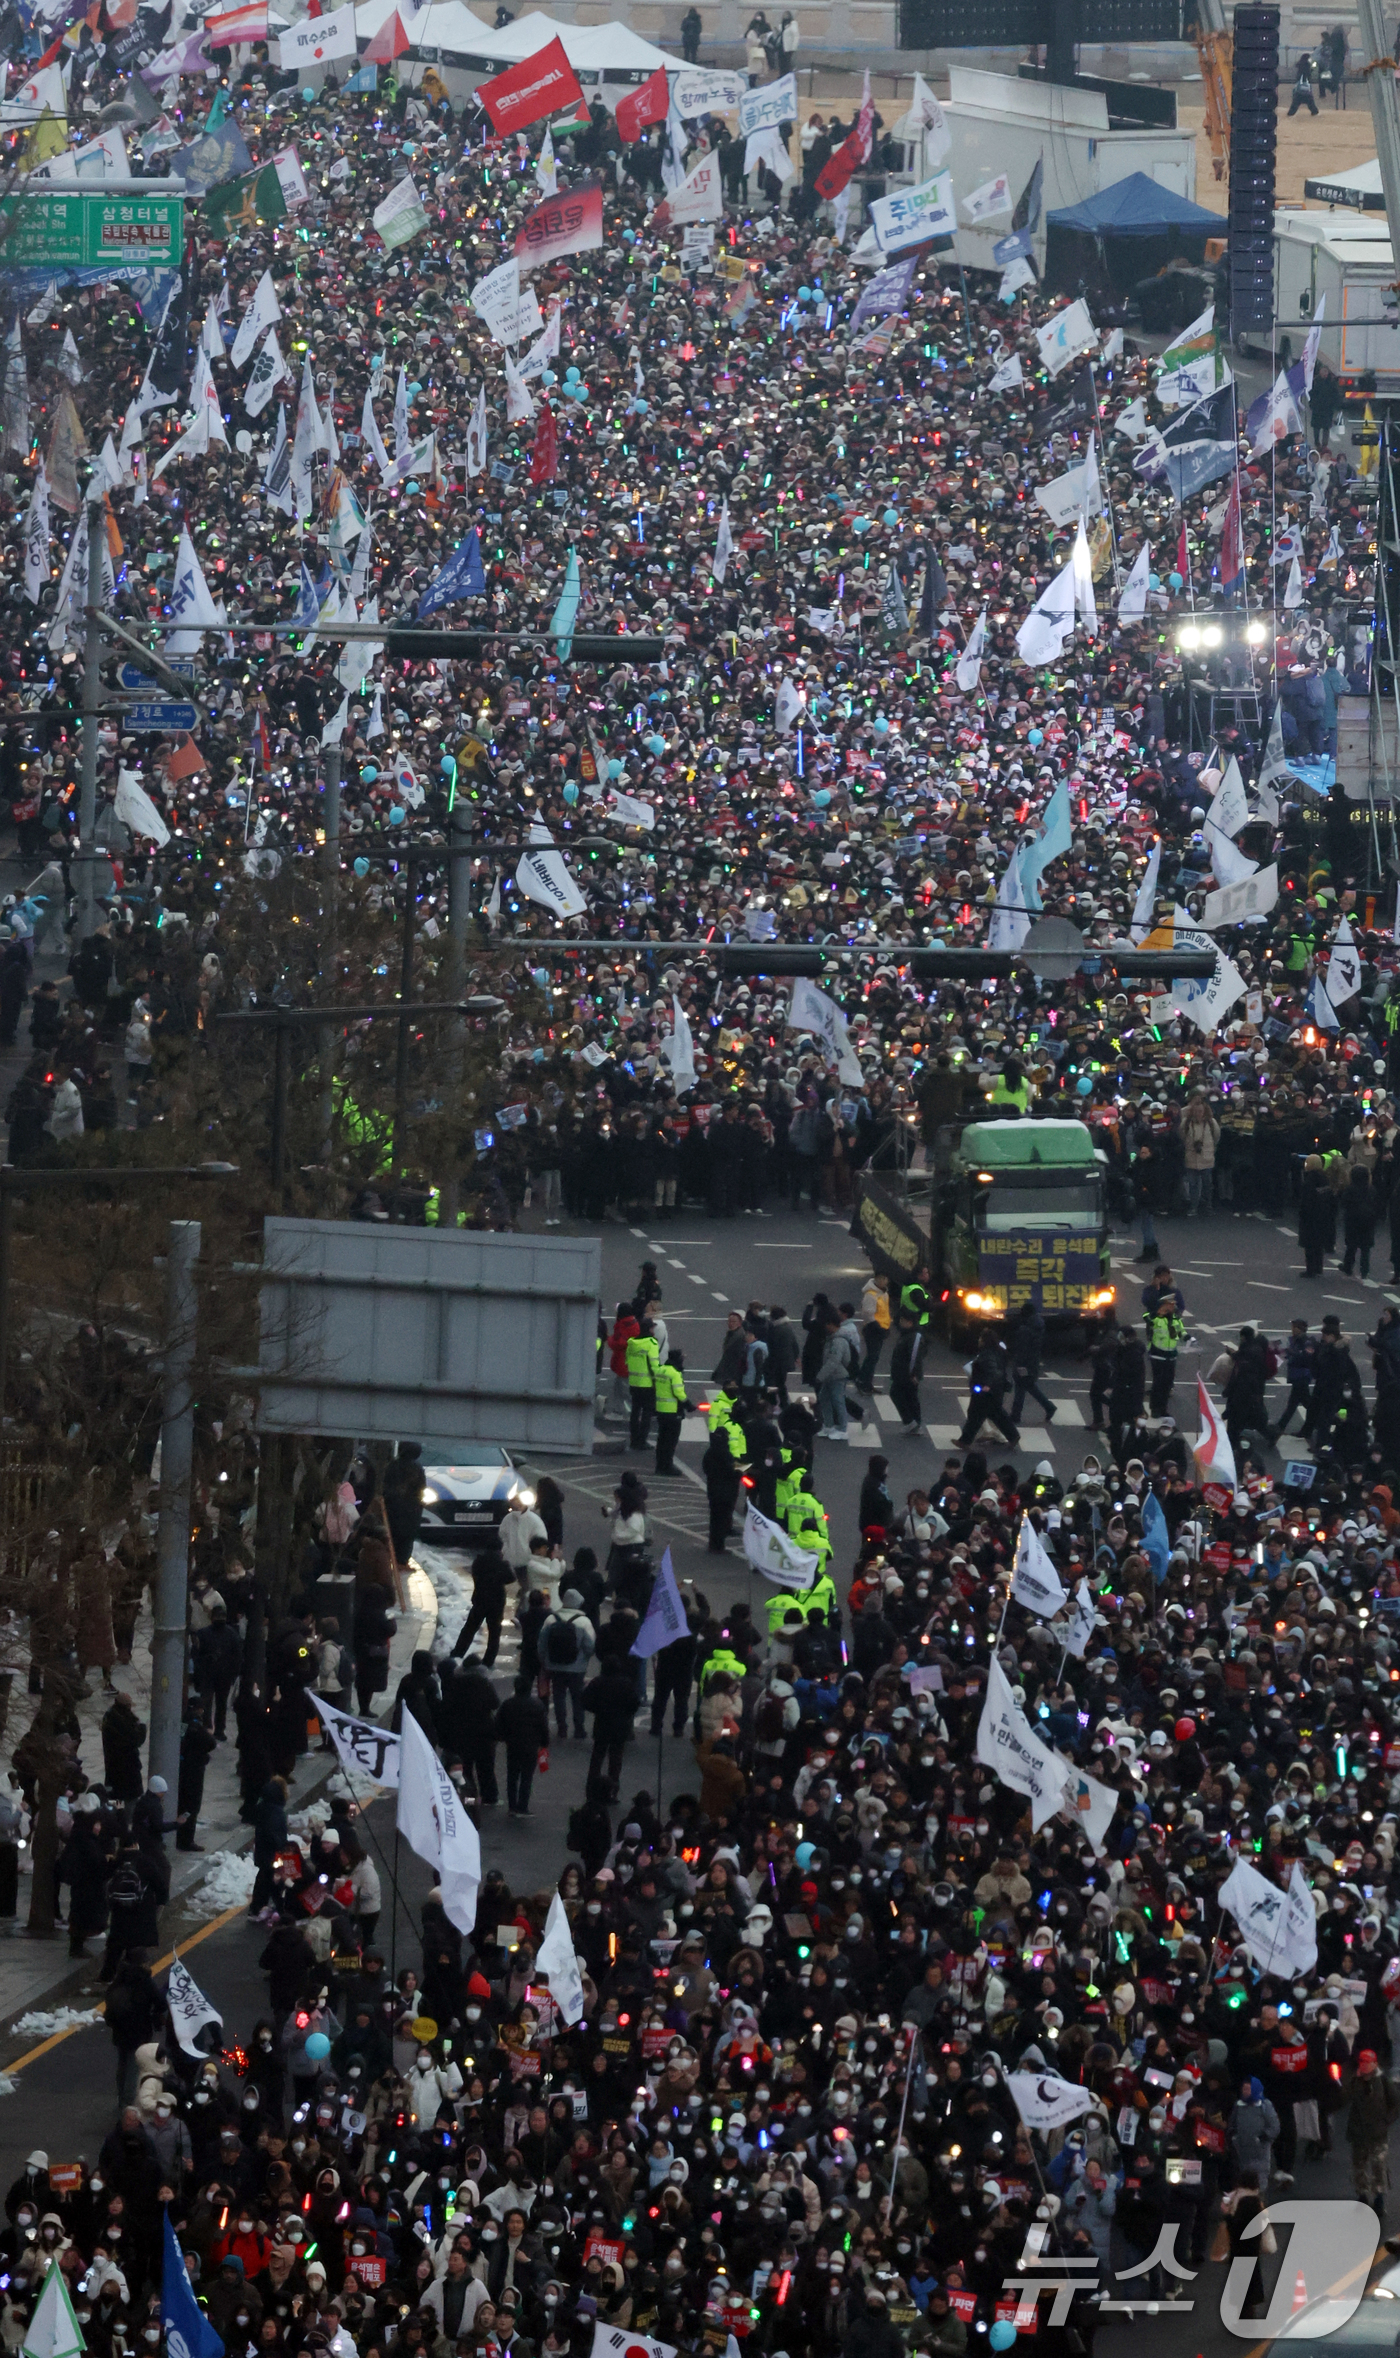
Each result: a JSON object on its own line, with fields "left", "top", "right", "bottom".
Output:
{"left": 351, "top": 3, "right": 685, "bottom": 74}
{"left": 1302, "top": 155, "right": 1384, "bottom": 210}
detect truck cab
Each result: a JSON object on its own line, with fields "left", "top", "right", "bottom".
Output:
{"left": 936, "top": 1117, "right": 1115, "bottom": 1348}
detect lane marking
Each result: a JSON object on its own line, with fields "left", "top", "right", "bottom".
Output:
{"left": 2, "top": 1899, "right": 248, "bottom": 2073}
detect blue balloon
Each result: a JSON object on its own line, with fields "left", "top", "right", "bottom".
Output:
{"left": 405, "top": 480, "right": 420, "bottom": 495}
{"left": 563, "top": 781, "right": 580, "bottom": 805}
{"left": 440, "top": 755, "right": 454, "bottom": 776}
{"left": 304, "top": 2032, "right": 331, "bottom": 2062}
{"left": 1148, "top": 573, "right": 1161, "bottom": 590}
{"left": 798, "top": 284, "right": 812, "bottom": 301}
{"left": 302, "top": 84, "right": 314, "bottom": 98}
{"left": 353, "top": 857, "right": 370, "bottom": 878}
{"left": 873, "top": 716, "right": 889, "bottom": 735}
{"left": 1076, "top": 1075, "right": 1093, "bottom": 1097}
{"left": 607, "top": 759, "right": 624, "bottom": 780}
{"left": 883, "top": 507, "right": 899, "bottom": 527}
{"left": 645, "top": 734, "right": 666, "bottom": 757}
{"left": 1168, "top": 570, "right": 1183, "bottom": 591}
{"left": 1027, "top": 728, "right": 1044, "bottom": 747}
{"left": 565, "top": 366, "right": 581, "bottom": 383}
{"left": 795, "top": 1841, "right": 815, "bottom": 1869}
{"left": 361, "top": 764, "right": 379, "bottom": 783}
{"left": 388, "top": 804, "right": 406, "bottom": 826}
{"left": 851, "top": 515, "right": 870, "bottom": 533}
{"left": 541, "top": 369, "right": 557, "bottom": 387}
{"left": 989, "top": 2326, "right": 1017, "bottom": 2352}
{"left": 812, "top": 788, "right": 832, "bottom": 809}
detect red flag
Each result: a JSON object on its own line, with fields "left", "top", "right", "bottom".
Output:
{"left": 815, "top": 74, "right": 872, "bottom": 199}
{"left": 363, "top": 9, "right": 408, "bottom": 59}
{"left": 615, "top": 65, "right": 668, "bottom": 143}
{"left": 479, "top": 37, "right": 584, "bottom": 135}
{"left": 530, "top": 399, "right": 558, "bottom": 485}
{"left": 514, "top": 182, "right": 603, "bottom": 268}
{"left": 1176, "top": 519, "right": 1189, "bottom": 586}
{"left": 1220, "top": 476, "right": 1243, "bottom": 595}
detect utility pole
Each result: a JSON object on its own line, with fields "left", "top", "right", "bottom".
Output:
{"left": 439, "top": 785, "right": 471, "bottom": 1228}
{"left": 319, "top": 743, "right": 342, "bottom": 1162}
{"left": 76, "top": 492, "right": 105, "bottom": 950}
{"left": 1358, "top": 0, "right": 1400, "bottom": 275}
{"left": 150, "top": 1220, "right": 199, "bottom": 1800}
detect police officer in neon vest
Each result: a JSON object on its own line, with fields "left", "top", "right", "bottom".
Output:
{"left": 626, "top": 1321, "right": 661, "bottom": 1450}
{"left": 653, "top": 1349, "right": 690, "bottom": 1477}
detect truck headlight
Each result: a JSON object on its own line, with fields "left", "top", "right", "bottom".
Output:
{"left": 961, "top": 1290, "right": 1002, "bottom": 1316}
{"left": 1087, "top": 1286, "right": 1117, "bottom": 1310}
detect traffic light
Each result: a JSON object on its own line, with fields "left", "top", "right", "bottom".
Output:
{"left": 1229, "top": 5, "right": 1279, "bottom": 339}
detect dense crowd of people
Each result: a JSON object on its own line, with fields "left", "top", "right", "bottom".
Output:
{"left": 3, "top": 9, "right": 1400, "bottom": 2356}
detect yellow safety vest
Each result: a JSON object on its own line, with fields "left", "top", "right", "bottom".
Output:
{"left": 626, "top": 1334, "right": 660, "bottom": 1389}
{"left": 702, "top": 1647, "right": 745, "bottom": 1688}
{"left": 707, "top": 1389, "right": 738, "bottom": 1433}
{"left": 654, "top": 1362, "right": 687, "bottom": 1415}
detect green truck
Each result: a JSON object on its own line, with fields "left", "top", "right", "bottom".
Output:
{"left": 936, "top": 1117, "right": 1116, "bottom": 1348}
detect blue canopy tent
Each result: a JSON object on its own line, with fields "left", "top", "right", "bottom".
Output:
{"left": 1044, "top": 171, "right": 1226, "bottom": 306}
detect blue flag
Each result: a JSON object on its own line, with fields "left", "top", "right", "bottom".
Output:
{"left": 163, "top": 2209, "right": 224, "bottom": 2358}
{"left": 293, "top": 563, "right": 321, "bottom": 628}
{"left": 550, "top": 549, "right": 581, "bottom": 660}
{"left": 1018, "top": 780, "right": 1072, "bottom": 913}
{"left": 1141, "top": 1490, "right": 1172, "bottom": 1584}
{"left": 631, "top": 1548, "right": 687, "bottom": 1661}
{"left": 417, "top": 528, "right": 486, "bottom": 619}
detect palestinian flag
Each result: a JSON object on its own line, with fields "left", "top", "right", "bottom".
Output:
{"left": 550, "top": 93, "right": 590, "bottom": 134}
{"left": 202, "top": 161, "right": 288, "bottom": 236}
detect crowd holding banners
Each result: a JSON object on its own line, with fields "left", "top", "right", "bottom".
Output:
{"left": 7, "top": 7, "right": 1400, "bottom": 2350}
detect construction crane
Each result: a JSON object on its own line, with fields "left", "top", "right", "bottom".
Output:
{"left": 1193, "top": 0, "right": 1233, "bottom": 182}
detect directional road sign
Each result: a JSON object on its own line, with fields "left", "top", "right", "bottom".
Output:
{"left": 121, "top": 700, "right": 199, "bottom": 733}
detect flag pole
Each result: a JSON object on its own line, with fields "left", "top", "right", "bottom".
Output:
{"left": 886, "top": 2020, "right": 921, "bottom": 2204}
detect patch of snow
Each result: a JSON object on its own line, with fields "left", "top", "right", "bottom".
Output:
{"left": 0, "top": 2076, "right": 17, "bottom": 2095}
{"left": 418, "top": 1545, "right": 471, "bottom": 1659}
{"left": 184, "top": 1851, "right": 256, "bottom": 1918}
{"left": 11, "top": 2006, "right": 102, "bottom": 2037}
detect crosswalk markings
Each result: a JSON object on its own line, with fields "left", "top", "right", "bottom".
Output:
{"left": 1048, "top": 1397, "right": 1085, "bottom": 1425}
{"left": 871, "top": 1392, "right": 900, "bottom": 1421}
{"left": 927, "top": 1425, "right": 964, "bottom": 1448}
{"left": 682, "top": 1415, "right": 708, "bottom": 1443}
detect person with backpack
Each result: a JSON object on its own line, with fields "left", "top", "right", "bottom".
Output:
{"left": 956, "top": 1332, "right": 1020, "bottom": 1450}
{"left": 539, "top": 1587, "right": 596, "bottom": 1737}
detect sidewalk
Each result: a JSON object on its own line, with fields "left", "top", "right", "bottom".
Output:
{"left": 0, "top": 1564, "right": 438, "bottom": 2034}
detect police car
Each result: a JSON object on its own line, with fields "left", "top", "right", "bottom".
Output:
{"left": 416, "top": 1444, "right": 534, "bottom": 1547}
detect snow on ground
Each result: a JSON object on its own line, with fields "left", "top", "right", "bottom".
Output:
{"left": 184, "top": 1852, "right": 256, "bottom": 1918}
{"left": 417, "top": 1546, "right": 472, "bottom": 1659}
{"left": 12, "top": 2006, "right": 102, "bottom": 2036}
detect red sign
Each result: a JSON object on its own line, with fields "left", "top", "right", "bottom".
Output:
{"left": 1202, "top": 1482, "right": 1234, "bottom": 1512}
{"left": 948, "top": 2293, "right": 977, "bottom": 2323}
{"left": 349, "top": 2256, "right": 386, "bottom": 2288}
{"left": 1195, "top": 2121, "right": 1228, "bottom": 2154}
{"left": 584, "top": 2232, "right": 624, "bottom": 2269}
{"left": 1271, "top": 2045, "right": 1309, "bottom": 2074}
{"left": 48, "top": 2165, "right": 82, "bottom": 2194}
{"left": 479, "top": 37, "right": 585, "bottom": 134}
{"left": 615, "top": 66, "right": 668, "bottom": 142}
{"left": 996, "top": 2298, "right": 1038, "bottom": 2337}
{"left": 514, "top": 182, "right": 604, "bottom": 268}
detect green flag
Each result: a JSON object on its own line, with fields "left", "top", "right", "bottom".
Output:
{"left": 202, "top": 163, "right": 288, "bottom": 238}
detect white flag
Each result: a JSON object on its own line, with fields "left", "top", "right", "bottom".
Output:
{"left": 1115, "top": 396, "right": 1151, "bottom": 443}
{"left": 609, "top": 789, "right": 654, "bottom": 830}
{"left": 503, "top": 348, "right": 535, "bottom": 423}
{"left": 787, "top": 975, "right": 863, "bottom": 1087}
{"left": 663, "top": 993, "right": 696, "bottom": 1092}
{"left": 517, "top": 304, "right": 561, "bottom": 383}
{"left": 232, "top": 268, "right": 281, "bottom": 369}
{"left": 536, "top": 121, "right": 558, "bottom": 197}
{"left": 986, "top": 848, "right": 1031, "bottom": 955}
{"left": 988, "top": 353, "right": 1023, "bottom": 393}
{"left": 1035, "top": 298, "right": 1096, "bottom": 378}
{"left": 58, "top": 328, "right": 83, "bottom": 386}
{"left": 742, "top": 1500, "right": 819, "bottom": 1590}
{"left": 245, "top": 330, "right": 290, "bottom": 420}
{"left": 1283, "top": 553, "right": 1304, "bottom": 611}
{"left": 775, "top": 676, "right": 804, "bottom": 734}
{"left": 516, "top": 841, "right": 586, "bottom": 920}
{"left": 395, "top": 1708, "right": 482, "bottom": 1936}
{"left": 1220, "top": 1856, "right": 1317, "bottom": 1978}
{"left": 535, "top": 1889, "right": 584, "bottom": 2024}
{"left": 713, "top": 497, "right": 734, "bottom": 586}
{"left": 1059, "top": 1763, "right": 1118, "bottom": 1854}
{"left": 466, "top": 385, "right": 488, "bottom": 479}
{"left": 190, "top": 346, "right": 228, "bottom": 446}
{"left": 22, "top": 462, "right": 48, "bottom": 605}
{"left": 1129, "top": 839, "right": 1161, "bottom": 944}
{"left": 392, "top": 364, "right": 411, "bottom": 464}
{"left": 114, "top": 768, "right": 171, "bottom": 848}
{"left": 1063, "top": 1578, "right": 1097, "bottom": 1659}
{"left": 1203, "top": 865, "right": 1279, "bottom": 931}
{"left": 275, "top": 0, "right": 356, "bottom": 67}
{"left": 1193, "top": 1374, "right": 1237, "bottom": 1491}
{"left": 1208, "top": 753, "right": 1251, "bottom": 839}
{"left": 1070, "top": 518, "right": 1096, "bottom": 636}
{"left": 1006, "top": 2070, "right": 1096, "bottom": 2129}
{"left": 1327, "top": 913, "right": 1362, "bottom": 1005}
{"left": 962, "top": 171, "right": 1011, "bottom": 222}
{"left": 955, "top": 607, "right": 987, "bottom": 693}
{"left": 168, "top": 525, "right": 222, "bottom": 630}
{"left": 313, "top": 1694, "right": 400, "bottom": 1785}
{"left": 1251, "top": 367, "right": 1303, "bottom": 455}
{"left": 1302, "top": 292, "right": 1327, "bottom": 395}
{"left": 1012, "top": 1517, "right": 1066, "bottom": 1618}
{"left": 291, "top": 356, "right": 321, "bottom": 520}
{"left": 1016, "top": 554, "right": 1076, "bottom": 665}
{"left": 21, "top": 2259, "right": 86, "bottom": 2358}
{"left": 893, "top": 70, "right": 949, "bottom": 162}
{"left": 1117, "top": 542, "right": 1151, "bottom": 623}
{"left": 975, "top": 1658, "right": 1067, "bottom": 1832}
{"left": 166, "top": 1951, "right": 222, "bottom": 2056}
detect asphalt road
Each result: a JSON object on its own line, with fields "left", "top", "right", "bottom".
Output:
{"left": 0, "top": 1190, "right": 1393, "bottom": 2356}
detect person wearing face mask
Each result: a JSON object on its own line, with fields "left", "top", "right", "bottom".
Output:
{"left": 205, "top": 2258, "right": 263, "bottom": 2348}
